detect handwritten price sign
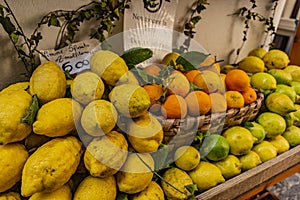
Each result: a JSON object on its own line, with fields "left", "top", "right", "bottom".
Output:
{"left": 40, "top": 40, "right": 100, "bottom": 74}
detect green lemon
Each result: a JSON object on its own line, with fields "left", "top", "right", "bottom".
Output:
{"left": 290, "top": 81, "right": 300, "bottom": 96}
{"left": 263, "top": 49, "right": 290, "bottom": 69}
{"left": 243, "top": 122, "right": 266, "bottom": 144}
{"left": 189, "top": 161, "right": 225, "bottom": 192}
{"left": 222, "top": 126, "right": 257, "bottom": 156}
{"left": 199, "top": 134, "right": 230, "bottom": 161}
{"left": 250, "top": 72, "right": 277, "bottom": 93}
{"left": 239, "top": 151, "right": 262, "bottom": 171}
{"left": 282, "top": 125, "right": 300, "bottom": 147}
{"left": 252, "top": 141, "right": 278, "bottom": 162}
{"left": 268, "top": 135, "right": 290, "bottom": 154}
{"left": 238, "top": 56, "right": 265, "bottom": 73}
{"left": 213, "top": 155, "right": 242, "bottom": 180}
{"left": 256, "top": 112, "right": 286, "bottom": 138}
{"left": 265, "top": 92, "right": 296, "bottom": 116}
{"left": 174, "top": 146, "right": 201, "bottom": 171}
{"left": 248, "top": 48, "right": 267, "bottom": 59}
{"left": 275, "top": 84, "right": 297, "bottom": 103}
{"left": 284, "top": 65, "right": 300, "bottom": 82}
{"left": 268, "top": 69, "right": 292, "bottom": 86}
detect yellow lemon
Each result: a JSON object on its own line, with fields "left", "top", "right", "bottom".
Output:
{"left": 21, "top": 136, "right": 82, "bottom": 197}
{"left": 71, "top": 71, "right": 105, "bottom": 105}
{"left": 174, "top": 145, "right": 201, "bottom": 171}
{"left": 84, "top": 131, "right": 128, "bottom": 178}
{"left": 239, "top": 150, "right": 262, "bottom": 171}
{"left": 248, "top": 47, "right": 267, "bottom": 59}
{"left": 90, "top": 50, "right": 128, "bottom": 86}
{"left": 81, "top": 100, "right": 118, "bottom": 137}
{"left": 238, "top": 56, "right": 265, "bottom": 73}
{"left": 252, "top": 141, "right": 278, "bottom": 162}
{"left": 189, "top": 161, "right": 225, "bottom": 192}
{"left": 161, "top": 52, "right": 180, "bottom": 66}
{"left": 161, "top": 167, "right": 193, "bottom": 199}
{"left": 268, "top": 135, "right": 290, "bottom": 154}
{"left": 263, "top": 49, "right": 290, "bottom": 69}
{"left": 73, "top": 176, "right": 117, "bottom": 200}
{"left": 0, "top": 143, "right": 28, "bottom": 193}
{"left": 29, "top": 61, "right": 66, "bottom": 104}
{"left": 29, "top": 184, "right": 72, "bottom": 200}
{"left": 0, "top": 81, "right": 29, "bottom": 94}
{"left": 131, "top": 181, "right": 165, "bottom": 200}
{"left": 284, "top": 65, "right": 300, "bottom": 82}
{"left": 0, "top": 192, "right": 21, "bottom": 200}
{"left": 213, "top": 154, "right": 242, "bottom": 180}
{"left": 33, "top": 98, "right": 82, "bottom": 137}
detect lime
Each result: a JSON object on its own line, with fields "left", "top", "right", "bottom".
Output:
{"left": 239, "top": 151, "right": 262, "bottom": 171}
{"left": 256, "top": 112, "right": 286, "bottom": 138}
{"left": 174, "top": 146, "right": 201, "bottom": 171}
{"left": 263, "top": 49, "right": 290, "bottom": 69}
{"left": 243, "top": 122, "right": 266, "bottom": 144}
{"left": 213, "top": 155, "right": 242, "bottom": 180}
{"left": 200, "top": 134, "right": 230, "bottom": 161}
{"left": 250, "top": 72, "right": 277, "bottom": 92}
{"left": 268, "top": 69, "right": 292, "bottom": 86}
{"left": 252, "top": 141, "right": 278, "bottom": 162}
{"left": 282, "top": 125, "right": 300, "bottom": 147}
{"left": 238, "top": 56, "right": 265, "bottom": 73}
{"left": 189, "top": 161, "right": 225, "bottom": 192}
{"left": 284, "top": 65, "right": 300, "bottom": 82}
{"left": 222, "top": 126, "right": 257, "bottom": 156}
{"left": 268, "top": 135, "right": 290, "bottom": 154}
{"left": 248, "top": 48, "right": 267, "bottom": 59}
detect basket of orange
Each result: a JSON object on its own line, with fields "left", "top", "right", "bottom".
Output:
{"left": 136, "top": 51, "right": 264, "bottom": 152}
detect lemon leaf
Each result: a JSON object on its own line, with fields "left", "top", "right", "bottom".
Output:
{"left": 22, "top": 94, "right": 39, "bottom": 126}
{"left": 186, "top": 184, "right": 198, "bottom": 200}
{"left": 116, "top": 192, "right": 128, "bottom": 200}
{"left": 121, "top": 47, "right": 153, "bottom": 69}
{"left": 176, "top": 51, "right": 209, "bottom": 71}
{"left": 152, "top": 143, "right": 169, "bottom": 170}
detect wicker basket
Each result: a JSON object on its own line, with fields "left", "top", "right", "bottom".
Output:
{"left": 154, "top": 92, "right": 264, "bottom": 153}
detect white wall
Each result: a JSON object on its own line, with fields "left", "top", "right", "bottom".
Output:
{"left": 0, "top": 0, "right": 286, "bottom": 89}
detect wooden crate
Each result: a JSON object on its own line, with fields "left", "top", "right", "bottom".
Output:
{"left": 196, "top": 145, "right": 300, "bottom": 200}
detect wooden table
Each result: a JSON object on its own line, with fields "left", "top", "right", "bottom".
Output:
{"left": 196, "top": 145, "right": 300, "bottom": 200}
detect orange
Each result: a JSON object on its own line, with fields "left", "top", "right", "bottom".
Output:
{"left": 225, "top": 69, "right": 250, "bottom": 91}
{"left": 210, "top": 92, "right": 227, "bottom": 113}
{"left": 184, "top": 70, "right": 200, "bottom": 83}
{"left": 165, "top": 70, "right": 190, "bottom": 97}
{"left": 185, "top": 91, "right": 211, "bottom": 116}
{"left": 161, "top": 94, "right": 187, "bottom": 119}
{"left": 225, "top": 90, "right": 244, "bottom": 109}
{"left": 241, "top": 87, "right": 257, "bottom": 105}
{"left": 143, "top": 84, "right": 164, "bottom": 113}
{"left": 143, "top": 65, "right": 162, "bottom": 76}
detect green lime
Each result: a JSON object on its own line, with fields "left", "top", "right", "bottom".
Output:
{"left": 200, "top": 134, "right": 230, "bottom": 161}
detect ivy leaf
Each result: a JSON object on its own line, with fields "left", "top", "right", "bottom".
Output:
{"left": 10, "top": 32, "right": 19, "bottom": 44}
{"left": 0, "top": 16, "right": 16, "bottom": 35}
{"left": 176, "top": 51, "right": 209, "bottom": 71}
{"left": 22, "top": 94, "right": 39, "bottom": 126}
{"left": 48, "top": 13, "right": 60, "bottom": 27}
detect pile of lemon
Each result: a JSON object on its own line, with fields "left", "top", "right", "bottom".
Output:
{"left": 0, "top": 47, "right": 300, "bottom": 200}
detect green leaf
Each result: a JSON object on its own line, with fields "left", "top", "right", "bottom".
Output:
{"left": 243, "top": 121, "right": 254, "bottom": 128}
{"left": 121, "top": 47, "right": 153, "bottom": 69}
{"left": 186, "top": 184, "right": 198, "bottom": 200}
{"left": 0, "top": 16, "right": 16, "bottom": 35}
{"left": 116, "top": 192, "right": 128, "bottom": 200}
{"left": 10, "top": 32, "right": 19, "bottom": 44}
{"left": 48, "top": 13, "right": 60, "bottom": 27}
{"left": 176, "top": 51, "right": 209, "bottom": 71}
{"left": 152, "top": 144, "right": 169, "bottom": 170}
{"left": 22, "top": 94, "right": 39, "bottom": 126}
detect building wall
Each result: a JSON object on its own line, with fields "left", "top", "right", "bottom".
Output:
{"left": 0, "top": 0, "right": 286, "bottom": 89}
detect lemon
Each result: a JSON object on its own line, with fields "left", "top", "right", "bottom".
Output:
{"left": 131, "top": 181, "right": 165, "bottom": 200}
{"left": 239, "top": 150, "right": 262, "bottom": 171}
{"left": 90, "top": 50, "right": 128, "bottom": 86}
{"left": 290, "top": 81, "right": 300, "bottom": 96}
{"left": 268, "top": 69, "right": 292, "bottom": 86}
{"left": 238, "top": 56, "right": 265, "bottom": 73}
{"left": 29, "top": 184, "right": 72, "bottom": 200}
{"left": 161, "top": 52, "right": 180, "bottom": 66}
{"left": 275, "top": 84, "right": 297, "bottom": 103}
{"left": 0, "top": 143, "right": 28, "bottom": 193}
{"left": 263, "top": 49, "right": 290, "bottom": 69}
{"left": 189, "top": 161, "right": 225, "bottom": 192}
{"left": 244, "top": 122, "right": 266, "bottom": 144}
{"left": 0, "top": 192, "right": 21, "bottom": 200}
{"left": 284, "top": 65, "right": 300, "bottom": 82}
{"left": 222, "top": 126, "right": 257, "bottom": 156}
{"left": 127, "top": 113, "right": 163, "bottom": 153}
{"left": 200, "top": 134, "right": 230, "bottom": 161}
{"left": 282, "top": 125, "right": 300, "bottom": 147}
{"left": 174, "top": 145, "right": 201, "bottom": 171}
{"left": 117, "top": 70, "right": 140, "bottom": 85}
{"left": 248, "top": 47, "right": 267, "bottom": 59}
{"left": 109, "top": 83, "right": 150, "bottom": 118}
{"left": 0, "top": 81, "right": 29, "bottom": 94}
{"left": 30, "top": 61, "right": 66, "bottom": 104}
{"left": 268, "top": 135, "right": 290, "bottom": 154}
{"left": 161, "top": 167, "right": 193, "bottom": 199}
{"left": 250, "top": 72, "right": 277, "bottom": 92}
{"left": 33, "top": 98, "right": 82, "bottom": 137}
{"left": 221, "top": 64, "right": 236, "bottom": 74}
{"left": 252, "top": 141, "right": 278, "bottom": 162}
{"left": 0, "top": 90, "right": 32, "bottom": 144}
{"left": 84, "top": 131, "right": 128, "bottom": 178}
{"left": 73, "top": 176, "right": 117, "bottom": 200}
{"left": 81, "top": 99, "right": 118, "bottom": 137}
{"left": 116, "top": 153, "right": 154, "bottom": 194}
{"left": 256, "top": 112, "right": 287, "bottom": 138}
{"left": 21, "top": 136, "right": 82, "bottom": 197}
{"left": 165, "top": 71, "right": 190, "bottom": 97}
{"left": 265, "top": 92, "right": 296, "bottom": 116}
{"left": 213, "top": 154, "right": 242, "bottom": 179}
{"left": 71, "top": 71, "right": 105, "bottom": 105}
